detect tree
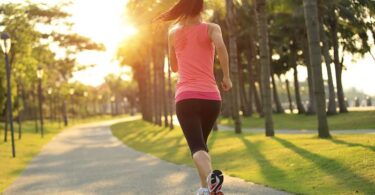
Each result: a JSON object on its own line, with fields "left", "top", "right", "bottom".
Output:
{"left": 254, "top": 0, "right": 274, "bottom": 136}
{"left": 226, "top": 0, "right": 242, "bottom": 134}
{"left": 319, "top": 18, "right": 337, "bottom": 115}
{"left": 302, "top": 0, "right": 330, "bottom": 138}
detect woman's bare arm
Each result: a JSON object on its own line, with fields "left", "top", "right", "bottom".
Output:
{"left": 168, "top": 28, "right": 178, "bottom": 72}
{"left": 208, "top": 23, "right": 232, "bottom": 91}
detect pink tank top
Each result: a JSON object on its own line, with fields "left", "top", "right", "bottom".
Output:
{"left": 174, "top": 22, "right": 221, "bottom": 103}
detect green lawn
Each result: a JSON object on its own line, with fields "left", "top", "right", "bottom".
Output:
{"left": 0, "top": 115, "right": 127, "bottom": 193}
{"left": 111, "top": 120, "right": 375, "bottom": 195}
{"left": 219, "top": 111, "right": 375, "bottom": 130}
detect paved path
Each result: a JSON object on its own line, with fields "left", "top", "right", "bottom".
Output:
{"left": 217, "top": 125, "right": 375, "bottom": 134}
{"left": 4, "top": 116, "right": 289, "bottom": 195}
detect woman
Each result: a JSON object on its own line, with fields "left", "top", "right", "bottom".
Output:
{"left": 155, "top": 0, "right": 232, "bottom": 194}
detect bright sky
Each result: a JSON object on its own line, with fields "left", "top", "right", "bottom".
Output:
{"left": 66, "top": 0, "right": 136, "bottom": 86}
{"left": 7, "top": 0, "right": 136, "bottom": 86}
{"left": 3, "top": 0, "right": 375, "bottom": 95}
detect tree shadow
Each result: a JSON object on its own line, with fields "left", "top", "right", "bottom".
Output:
{"left": 329, "top": 138, "right": 375, "bottom": 152}
{"left": 238, "top": 136, "right": 288, "bottom": 185}
{"left": 273, "top": 137, "right": 375, "bottom": 194}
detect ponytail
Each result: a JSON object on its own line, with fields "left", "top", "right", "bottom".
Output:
{"left": 154, "top": 0, "right": 203, "bottom": 22}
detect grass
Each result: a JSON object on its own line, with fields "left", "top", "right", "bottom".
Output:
{"left": 0, "top": 115, "right": 127, "bottom": 193}
{"left": 111, "top": 120, "right": 375, "bottom": 195}
{"left": 219, "top": 111, "right": 375, "bottom": 130}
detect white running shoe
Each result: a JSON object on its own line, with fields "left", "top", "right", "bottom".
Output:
{"left": 197, "top": 187, "right": 210, "bottom": 195}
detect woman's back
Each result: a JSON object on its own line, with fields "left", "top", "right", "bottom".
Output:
{"left": 173, "top": 22, "right": 220, "bottom": 102}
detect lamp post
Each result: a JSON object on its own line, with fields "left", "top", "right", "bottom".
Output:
{"left": 83, "top": 91, "right": 88, "bottom": 117}
{"left": 69, "top": 88, "right": 75, "bottom": 123}
{"left": 123, "top": 97, "right": 128, "bottom": 114}
{"left": 36, "top": 66, "right": 44, "bottom": 138}
{"left": 98, "top": 95, "right": 103, "bottom": 115}
{"left": 1, "top": 32, "right": 16, "bottom": 157}
{"left": 110, "top": 96, "right": 115, "bottom": 116}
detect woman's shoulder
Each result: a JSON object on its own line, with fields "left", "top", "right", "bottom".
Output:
{"left": 205, "top": 22, "right": 221, "bottom": 38}
{"left": 205, "top": 22, "right": 221, "bottom": 30}
{"left": 168, "top": 25, "right": 180, "bottom": 36}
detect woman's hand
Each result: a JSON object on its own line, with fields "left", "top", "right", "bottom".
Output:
{"left": 221, "top": 77, "right": 233, "bottom": 91}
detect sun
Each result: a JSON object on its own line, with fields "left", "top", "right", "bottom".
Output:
{"left": 65, "top": 0, "right": 140, "bottom": 86}
{"left": 122, "top": 25, "right": 138, "bottom": 38}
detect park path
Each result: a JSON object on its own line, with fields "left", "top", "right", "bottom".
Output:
{"left": 4, "top": 116, "right": 289, "bottom": 195}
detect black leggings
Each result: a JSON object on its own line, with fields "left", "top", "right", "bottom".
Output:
{"left": 176, "top": 99, "right": 222, "bottom": 156}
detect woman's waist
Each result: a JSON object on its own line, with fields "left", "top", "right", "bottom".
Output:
{"left": 176, "top": 80, "right": 219, "bottom": 90}
{"left": 175, "top": 90, "right": 221, "bottom": 102}
{"left": 175, "top": 83, "right": 220, "bottom": 95}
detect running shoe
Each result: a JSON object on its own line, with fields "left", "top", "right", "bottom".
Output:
{"left": 207, "top": 170, "right": 224, "bottom": 195}
{"left": 196, "top": 187, "right": 210, "bottom": 195}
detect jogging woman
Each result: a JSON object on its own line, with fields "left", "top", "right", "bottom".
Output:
{"left": 155, "top": 0, "right": 232, "bottom": 194}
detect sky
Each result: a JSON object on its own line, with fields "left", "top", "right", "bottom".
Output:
{"left": 3, "top": 0, "right": 375, "bottom": 95}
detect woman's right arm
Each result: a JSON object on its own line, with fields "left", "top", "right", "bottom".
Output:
{"left": 209, "top": 23, "right": 232, "bottom": 91}
{"left": 168, "top": 28, "right": 178, "bottom": 72}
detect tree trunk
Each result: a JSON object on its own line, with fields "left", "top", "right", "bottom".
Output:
{"left": 271, "top": 72, "right": 284, "bottom": 113}
{"left": 63, "top": 100, "right": 68, "bottom": 126}
{"left": 285, "top": 79, "right": 294, "bottom": 113}
{"left": 145, "top": 53, "right": 153, "bottom": 122}
{"left": 226, "top": 0, "right": 242, "bottom": 133}
{"left": 17, "top": 82, "right": 22, "bottom": 140}
{"left": 330, "top": 8, "right": 348, "bottom": 113}
{"left": 303, "top": 36, "right": 316, "bottom": 115}
{"left": 254, "top": 0, "right": 274, "bottom": 136}
{"left": 167, "top": 58, "right": 174, "bottom": 130}
{"left": 303, "top": 0, "right": 330, "bottom": 138}
{"left": 246, "top": 40, "right": 255, "bottom": 116}
{"left": 293, "top": 66, "right": 306, "bottom": 114}
{"left": 152, "top": 46, "right": 160, "bottom": 125}
{"left": 161, "top": 53, "right": 169, "bottom": 128}
{"left": 254, "top": 81, "right": 263, "bottom": 115}
{"left": 238, "top": 55, "right": 251, "bottom": 116}
{"left": 319, "top": 20, "right": 337, "bottom": 115}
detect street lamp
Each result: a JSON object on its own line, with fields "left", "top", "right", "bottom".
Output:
{"left": 1, "top": 32, "right": 16, "bottom": 157}
{"left": 37, "top": 66, "right": 44, "bottom": 137}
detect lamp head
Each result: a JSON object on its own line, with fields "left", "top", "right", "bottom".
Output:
{"left": 0, "top": 32, "right": 11, "bottom": 54}
{"left": 48, "top": 88, "right": 53, "bottom": 95}
{"left": 37, "top": 66, "right": 44, "bottom": 79}
{"left": 55, "top": 81, "right": 61, "bottom": 88}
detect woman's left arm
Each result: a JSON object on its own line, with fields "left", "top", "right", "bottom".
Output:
{"left": 168, "top": 29, "right": 178, "bottom": 72}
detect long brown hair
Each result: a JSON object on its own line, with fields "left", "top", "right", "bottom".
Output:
{"left": 154, "top": 0, "right": 204, "bottom": 22}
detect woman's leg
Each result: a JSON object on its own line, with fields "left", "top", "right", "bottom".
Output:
{"left": 201, "top": 100, "right": 222, "bottom": 144}
{"left": 193, "top": 150, "right": 212, "bottom": 188}
{"left": 198, "top": 100, "right": 222, "bottom": 187}
{"left": 176, "top": 99, "right": 210, "bottom": 187}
